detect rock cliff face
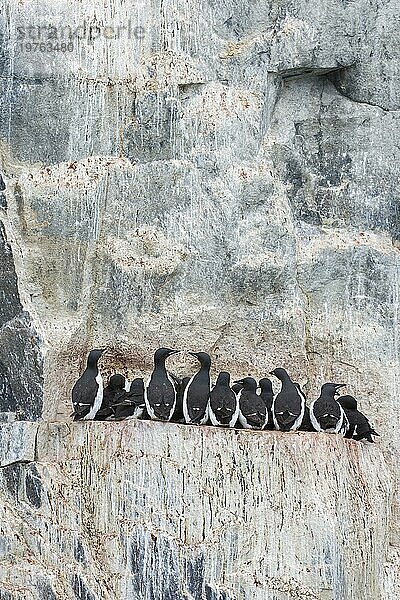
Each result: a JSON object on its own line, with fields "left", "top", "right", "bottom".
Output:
{"left": 0, "top": 0, "right": 399, "bottom": 598}
{"left": 0, "top": 422, "right": 393, "bottom": 599}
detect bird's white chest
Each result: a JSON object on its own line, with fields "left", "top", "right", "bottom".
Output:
{"left": 85, "top": 373, "right": 103, "bottom": 420}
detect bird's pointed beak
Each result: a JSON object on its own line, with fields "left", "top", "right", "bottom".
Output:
{"left": 334, "top": 384, "right": 346, "bottom": 395}
{"left": 169, "top": 349, "right": 180, "bottom": 355}
{"left": 233, "top": 379, "right": 243, "bottom": 385}
{"left": 189, "top": 352, "right": 198, "bottom": 358}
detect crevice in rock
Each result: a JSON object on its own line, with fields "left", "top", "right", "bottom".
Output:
{"left": 329, "top": 76, "right": 400, "bottom": 112}
{"left": 0, "top": 459, "right": 33, "bottom": 469}
{"left": 274, "top": 65, "right": 348, "bottom": 81}
{"left": 33, "top": 424, "right": 39, "bottom": 463}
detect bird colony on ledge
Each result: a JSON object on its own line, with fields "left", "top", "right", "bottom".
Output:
{"left": 72, "top": 348, "right": 379, "bottom": 443}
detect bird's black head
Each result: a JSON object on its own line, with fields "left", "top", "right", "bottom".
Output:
{"left": 189, "top": 351, "right": 212, "bottom": 368}
{"left": 87, "top": 348, "right": 106, "bottom": 367}
{"left": 130, "top": 378, "right": 145, "bottom": 393}
{"left": 337, "top": 395, "right": 357, "bottom": 410}
{"left": 216, "top": 371, "right": 230, "bottom": 386}
{"left": 231, "top": 382, "right": 243, "bottom": 394}
{"left": 269, "top": 368, "right": 290, "bottom": 382}
{"left": 234, "top": 377, "right": 257, "bottom": 392}
{"left": 154, "top": 348, "right": 179, "bottom": 364}
{"left": 259, "top": 378, "right": 273, "bottom": 392}
{"left": 321, "top": 383, "right": 346, "bottom": 396}
{"left": 109, "top": 374, "right": 125, "bottom": 390}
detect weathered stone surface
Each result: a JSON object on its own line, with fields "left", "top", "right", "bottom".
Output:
{"left": 0, "top": 0, "right": 399, "bottom": 597}
{"left": 0, "top": 422, "right": 392, "bottom": 599}
{"left": 0, "top": 421, "right": 37, "bottom": 467}
{"left": 330, "top": 2, "right": 400, "bottom": 111}
{"left": 0, "top": 224, "right": 43, "bottom": 419}
{"left": 0, "top": 221, "right": 22, "bottom": 326}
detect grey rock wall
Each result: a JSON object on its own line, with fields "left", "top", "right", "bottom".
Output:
{"left": 0, "top": 210, "right": 42, "bottom": 420}
{"left": 0, "top": 422, "right": 392, "bottom": 600}
{"left": 0, "top": 0, "right": 399, "bottom": 597}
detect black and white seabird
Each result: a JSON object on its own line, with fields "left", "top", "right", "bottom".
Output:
{"left": 337, "top": 395, "right": 379, "bottom": 442}
{"left": 183, "top": 352, "right": 211, "bottom": 425}
{"left": 208, "top": 371, "right": 239, "bottom": 428}
{"left": 310, "top": 383, "right": 347, "bottom": 434}
{"left": 270, "top": 368, "right": 305, "bottom": 431}
{"left": 95, "top": 374, "right": 127, "bottom": 420}
{"left": 172, "top": 376, "right": 190, "bottom": 423}
{"left": 145, "top": 348, "right": 179, "bottom": 421}
{"left": 113, "top": 378, "right": 146, "bottom": 420}
{"left": 236, "top": 377, "right": 268, "bottom": 430}
{"left": 72, "top": 348, "right": 106, "bottom": 421}
{"left": 292, "top": 382, "right": 315, "bottom": 432}
{"left": 259, "top": 378, "right": 274, "bottom": 430}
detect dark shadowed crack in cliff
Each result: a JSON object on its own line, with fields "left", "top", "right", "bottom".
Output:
{"left": 0, "top": 459, "right": 33, "bottom": 468}
{"left": 33, "top": 424, "right": 39, "bottom": 462}
{"left": 329, "top": 79, "right": 400, "bottom": 113}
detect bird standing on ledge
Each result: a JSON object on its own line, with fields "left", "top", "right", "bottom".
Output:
{"left": 95, "top": 374, "right": 126, "bottom": 420}
{"left": 209, "top": 371, "right": 238, "bottom": 428}
{"left": 183, "top": 352, "right": 211, "bottom": 425}
{"left": 236, "top": 377, "right": 268, "bottom": 430}
{"left": 72, "top": 348, "right": 106, "bottom": 421}
{"left": 271, "top": 368, "right": 305, "bottom": 431}
{"left": 145, "top": 348, "right": 179, "bottom": 421}
{"left": 112, "top": 378, "right": 146, "bottom": 420}
{"left": 310, "top": 383, "right": 347, "bottom": 434}
{"left": 338, "top": 395, "right": 379, "bottom": 442}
